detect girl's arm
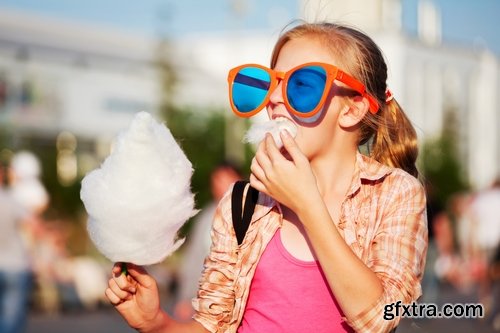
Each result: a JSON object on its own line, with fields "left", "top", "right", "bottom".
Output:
{"left": 297, "top": 184, "right": 426, "bottom": 329}
{"left": 106, "top": 263, "right": 208, "bottom": 333}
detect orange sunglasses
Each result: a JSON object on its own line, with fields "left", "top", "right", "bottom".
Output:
{"left": 227, "top": 62, "right": 379, "bottom": 118}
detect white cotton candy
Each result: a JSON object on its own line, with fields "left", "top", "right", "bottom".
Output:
{"left": 80, "top": 111, "right": 197, "bottom": 265}
{"left": 243, "top": 118, "right": 298, "bottom": 148}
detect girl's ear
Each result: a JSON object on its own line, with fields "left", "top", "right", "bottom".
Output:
{"left": 338, "top": 95, "right": 370, "bottom": 128}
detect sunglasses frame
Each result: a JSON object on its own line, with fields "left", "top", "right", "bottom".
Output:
{"left": 227, "top": 62, "right": 379, "bottom": 118}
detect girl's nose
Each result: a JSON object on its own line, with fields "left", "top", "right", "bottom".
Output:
{"left": 267, "top": 79, "right": 285, "bottom": 113}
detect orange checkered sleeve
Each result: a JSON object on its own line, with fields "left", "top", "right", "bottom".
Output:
{"left": 345, "top": 171, "right": 428, "bottom": 332}
{"left": 192, "top": 189, "right": 238, "bottom": 333}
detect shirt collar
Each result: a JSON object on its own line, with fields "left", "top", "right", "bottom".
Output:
{"left": 346, "top": 151, "right": 393, "bottom": 197}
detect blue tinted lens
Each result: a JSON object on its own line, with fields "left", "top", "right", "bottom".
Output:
{"left": 232, "top": 67, "right": 271, "bottom": 113}
{"left": 287, "top": 66, "right": 327, "bottom": 113}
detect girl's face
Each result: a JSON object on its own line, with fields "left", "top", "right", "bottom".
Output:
{"left": 266, "top": 36, "right": 348, "bottom": 159}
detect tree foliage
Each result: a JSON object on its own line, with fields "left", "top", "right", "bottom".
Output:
{"left": 420, "top": 109, "right": 469, "bottom": 208}
{"left": 156, "top": 40, "right": 253, "bottom": 236}
{"left": 162, "top": 106, "right": 244, "bottom": 207}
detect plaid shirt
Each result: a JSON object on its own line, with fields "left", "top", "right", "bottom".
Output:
{"left": 192, "top": 152, "right": 428, "bottom": 333}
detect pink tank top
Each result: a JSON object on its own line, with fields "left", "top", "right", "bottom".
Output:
{"left": 238, "top": 229, "right": 353, "bottom": 333}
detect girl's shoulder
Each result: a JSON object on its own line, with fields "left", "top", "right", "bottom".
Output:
{"left": 385, "top": 166, "right": 424, "bottom": 194}
{"left": 358, "top": 153, "right": 424, "bottom": 194}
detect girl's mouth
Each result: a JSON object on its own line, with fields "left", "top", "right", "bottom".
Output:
{"left": 243, "top": 118, "right": 297, "bottom": 148}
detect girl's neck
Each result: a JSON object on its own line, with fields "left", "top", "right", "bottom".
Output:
{"left": 310, "top": 147, "right": 357, "bottom": 200}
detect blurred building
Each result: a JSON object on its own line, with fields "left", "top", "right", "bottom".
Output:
{"left": 0, "top": 0, "right": 499, "bottom": 189}
{"left": 0, "top": 8, "right": 161, "bottom": 181}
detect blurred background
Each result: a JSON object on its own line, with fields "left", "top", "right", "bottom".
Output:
{"left": 0, "top": 0, "right": 499, "bottom": 332}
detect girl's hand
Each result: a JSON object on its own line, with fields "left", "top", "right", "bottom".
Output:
{"left": 105, "top": 263, "right": 165, "bottom": 332}
{"left": 250, "top": 130, "right": 321, "bottom": 214}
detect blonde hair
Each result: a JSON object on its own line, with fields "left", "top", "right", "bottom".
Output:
{"left": 270, "top": 22, "right": 419, "bottom": 178}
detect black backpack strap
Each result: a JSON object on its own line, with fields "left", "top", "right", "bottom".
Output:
{"left": 231, "top": 180, "right": 259, "bottom": 245}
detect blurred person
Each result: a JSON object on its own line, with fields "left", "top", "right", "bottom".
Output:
{"left": 10, "top": 151, "right": 88, "bottom": 313}
{"left": 31, "top": 220, "right": 76, "bottom": 313}
{"left": 105, "top": 22, "right": 428, "bottom": 333}
{"left": 3, "top": 151, "right": 83, "bottom": 318}
{"left": 469, "top": 179, "right": 500, "bottom": 321}
{"left": 0, "top": 158, "right": 33, "bottom": 333}
{"left": 10, "top": 153, "right": 95, "bottom": 313}
{"left": 174, "top": 162, "right": 242, "bottom": 321}
{"left": 470, "top": 179, "right": 500, "bottom": 262}
{"left": 452, "top": 193, "right": 474, "bottom": 263}
{"left": 7, "top": 151, "right": 54, "bottom": 314}
{"left": 432, "top": 208, "right": 463, "bottom": 289}
{"left": 432, "top": 193, "right": 480, "bottom": 293}
{"left": 450, "top": 192, "right": 478, "bottom": 290}
{"left": 420, "top": 181, "right": 444, "bottom": 303}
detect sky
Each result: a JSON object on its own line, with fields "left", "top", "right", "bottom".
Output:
{"left": 402, "top": 0, "right": 500, "bottom": 54}
{"left": 0, "top": 0, "right": 499, "bottom": 55}
{"left": 0, "top": 0, "right": 298, "bottom": 37}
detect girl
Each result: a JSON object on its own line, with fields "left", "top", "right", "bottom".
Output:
{"left": 105, "top": 22, "right": 428, "bottom": 333}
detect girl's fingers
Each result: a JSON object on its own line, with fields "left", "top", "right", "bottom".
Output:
{"left": 249, "top": 173, "right": 267, "bottom": 194}
{"left": 280, "top": 130, "right": 304, "bottom": 162}
{"left": 125, "top": 264, "right": 156, "bottom": 289}
{"left": 112, "top": 262, "right": 123, "bottom": 275}
{"left": 113, "top": 262, "right": 150, "bottom": 289}
{"left": 264, "top": 132, "right": 282, "bottom": 163}
{"left": 254, "top": 144, "right": 272, "bottom": 171}
{"left": 105, "top": 287, "right": 123, "bottom": 305}
{"left": 250, "top": 160, "right": 268, "bottom": 195}
{"left": 113, "top": 272, "right": 135, "bottom": 292}
{"left": 109, "top": 278, "right": 135, "bottom": 300}
{"left": 250, "top": 157, "right": 266, "bottom": 182}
